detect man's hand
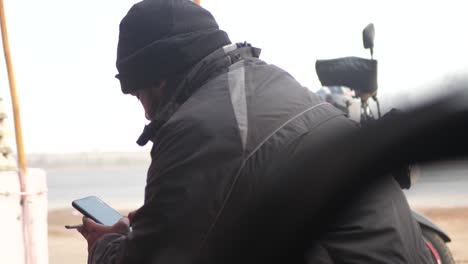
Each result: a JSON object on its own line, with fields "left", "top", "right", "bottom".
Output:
{"left": 77, "top": 217, "right": 130, "bottom": 252}
{"left": 128, "top": 210, "right": 137, "bottom": 224}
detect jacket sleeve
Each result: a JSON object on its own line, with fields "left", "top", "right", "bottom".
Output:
{"left": 88, "top": 234, "right": 125, "bottom": 264}
{"left": 89, "top": 116, "right": 242, "bottom": 263}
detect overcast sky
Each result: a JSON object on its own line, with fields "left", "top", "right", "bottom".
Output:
{"left": 0, "top": 0, "right": 467, "bottom": 154}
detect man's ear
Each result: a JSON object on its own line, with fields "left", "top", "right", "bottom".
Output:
{"left": 158, "top": 80, "right": 167, "bottom": 92}
{"left": 151, "top": 80, "right": 166, "bottom": 97}
{"left": 151, "top": 80, "right": 166, "bottom": 89}
{"left": 153, "top": 80, "right": 166, "bottom": 98}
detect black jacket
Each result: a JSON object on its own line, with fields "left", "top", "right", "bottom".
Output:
{"left": 89, "top": 44, "right": 431, "bottom": 263}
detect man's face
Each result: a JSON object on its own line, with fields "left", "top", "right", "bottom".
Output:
{"left": 130, "top": 81, "right": 166, "bottom": 121}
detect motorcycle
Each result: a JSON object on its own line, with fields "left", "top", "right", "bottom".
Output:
{"left": 315, "top": 23, "right": 455, "bottom": 264}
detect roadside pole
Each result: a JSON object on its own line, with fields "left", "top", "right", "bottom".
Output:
{"left": 0, "top": 0, "right": 34, "bottom": 263}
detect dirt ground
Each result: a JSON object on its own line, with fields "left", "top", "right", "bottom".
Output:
{"left": 416, "top": 207, "right": 468, "bottom": 263}
{"left": 48, "top": 207, "right": 468, "bottom": 264}
{"left": 48, "top": 208, "right": 132, "bottom": 264}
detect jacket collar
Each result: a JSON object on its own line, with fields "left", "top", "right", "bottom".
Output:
{"left": 136, "top": 43, "right": 261, "bottom": 146}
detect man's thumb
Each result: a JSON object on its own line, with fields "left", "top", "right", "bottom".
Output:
{"left": 82, "top": 217, "right": 102, "bottom": 231}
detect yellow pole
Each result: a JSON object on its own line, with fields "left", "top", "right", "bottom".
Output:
{"left": 0, "top": 0, "right": 27, "bottom": 177}
{"left": 0, "top": 2, "right": 34, "bottom": 264}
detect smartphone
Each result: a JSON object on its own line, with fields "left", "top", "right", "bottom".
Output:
{"left": 72, "top": 196, "right": 122, "bottom": 226}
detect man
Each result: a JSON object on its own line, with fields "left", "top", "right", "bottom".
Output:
{"left": 78, "top": 0, "right": 432, "bottom": 263}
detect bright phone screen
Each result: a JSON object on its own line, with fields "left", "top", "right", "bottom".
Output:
{"left": 72, "top": 196, "right": 122, "bottom": 226}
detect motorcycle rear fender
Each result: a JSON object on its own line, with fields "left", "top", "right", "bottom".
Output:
{"left": 412, "top": 210, "right": 451, "bottom": 242}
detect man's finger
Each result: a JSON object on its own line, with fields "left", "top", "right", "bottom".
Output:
{"left": 82, "top": 217, "right": 104, "bottom": 232}
{"left": 77, "top": 226, "right": 88, "bottom": 238}
{"left": 128, "top": 210, "right": 137, "bottom": 222}
{"left": 113, "top": 217, "right": 130, "bottom": 235}
{"left": 119, "top": 217, "right": 130, "bottom": 226}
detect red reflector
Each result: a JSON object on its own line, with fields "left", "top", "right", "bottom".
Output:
{"left": 425, "top": 240, "right": 441, "bottom": 264}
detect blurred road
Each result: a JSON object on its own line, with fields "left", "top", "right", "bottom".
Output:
{"left": 45, "top": 160, "right": 468, "bottom": 209}
{"left": 46, "top": 166, "right": 147, "bottom": 209}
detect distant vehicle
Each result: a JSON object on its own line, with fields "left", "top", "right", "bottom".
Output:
{"left": 316, "top": 86, "right": 353, "bottom": 114}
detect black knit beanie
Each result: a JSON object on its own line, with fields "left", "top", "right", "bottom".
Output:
{"left": 116, "top": 0, "right": 232, "bottom": 94}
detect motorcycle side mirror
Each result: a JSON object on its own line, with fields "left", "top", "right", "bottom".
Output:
{"left": 363, "top": 23, "right": 375, "bottom": 58}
